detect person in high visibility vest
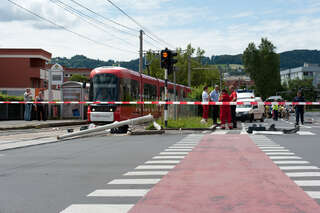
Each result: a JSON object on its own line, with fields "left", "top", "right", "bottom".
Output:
{"left": 272, "top": 104, "right": 279, "bottom": 121}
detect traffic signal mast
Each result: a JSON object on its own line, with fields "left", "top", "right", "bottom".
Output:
{"left": 161, "top": 48, "right": 178, "bottom": 127}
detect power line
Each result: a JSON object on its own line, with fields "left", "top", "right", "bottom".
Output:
{"left": 69, "top": 0, "right": 138, "bottom": 36}
{"left": 67, "top": 0, "right": 161, "bottom": 50}
{"left": 8, "top": 0, "right": 137, "bottom": 54}
{"left": 49, "top": 0, "right": 138, "bottom": 49}
{"left": 105, "top": 0, "right": 175, "bottom": 49}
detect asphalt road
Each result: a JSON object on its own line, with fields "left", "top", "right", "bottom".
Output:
{"left": 0, "top": 112, "right": 320, "bottom": 212}
{"left": 0, "top": 134, "right": 184, "bottom": 213}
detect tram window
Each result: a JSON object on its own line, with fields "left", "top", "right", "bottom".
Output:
{"left": 143, "top": 83, "right": 157, "bottom": 101}
{"left": 130, "top": 80, "right": 139, "bottom": 101}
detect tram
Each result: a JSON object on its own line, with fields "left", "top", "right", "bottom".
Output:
{"left": 87, "top": 66, "right": 191, "bottom": 127}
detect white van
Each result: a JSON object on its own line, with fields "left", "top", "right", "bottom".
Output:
{"left": 236, "top": 97, "right": 265, "bottom": 122}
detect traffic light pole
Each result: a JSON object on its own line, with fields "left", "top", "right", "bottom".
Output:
{"left": 164, "top": 68, "right": 168, "bottom": 128}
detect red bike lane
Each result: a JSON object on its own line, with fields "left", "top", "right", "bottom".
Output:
{"left": 129, "top": 134, "right": 320, "bottom": 213}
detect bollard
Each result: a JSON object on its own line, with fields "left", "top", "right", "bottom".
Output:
{"left": 57, "top": 114, "right": 154, "bottom": 140}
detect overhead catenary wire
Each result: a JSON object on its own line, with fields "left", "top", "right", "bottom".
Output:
{"left": 69, "top": 0, "right": 138, "bottom": 36}
{"left": 67, "top": 0, "right": 161, "bottom": 50}
{"left": 49, "top": 0, "right": 138, "bottom": 49}
{"left": 105, "top": 0, "right": 175, "bottom": 49}
{"left": 8, "top": 0, "right": 137, "bottom": 54}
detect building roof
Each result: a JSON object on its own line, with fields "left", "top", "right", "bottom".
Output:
{"left": 0, "top": 48, "right": 52, "bottom": 61}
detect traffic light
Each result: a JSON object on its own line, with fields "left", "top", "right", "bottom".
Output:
{"left": 161, "top": 48, "right": 170, "bottom": 69}
{"left": 170, "top": 51, "right": 178, "bottom": 66}
{"left": 161, "top": 48, "right": 178, "bottom": 70}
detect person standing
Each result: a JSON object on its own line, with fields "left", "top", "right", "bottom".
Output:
{"left": 36, "top": 91, "right": 46, "bottom": 121}
{"left": 219, "top": 89, "right": 232, "bottom": 129}
{"left": 293, "top": 91, "right": 305, "bottom": 126}
{"left": 24, "top": 88, "right": 32, "bottom": 121}
{"left": 201, "top": 86, "right": 209, "bottom": 124}
{"left": 229, "top": 85, "right": 237, "bottom": 128}
{"left": 210, "top": 85, "right": 220, "bottom": 125}
{"left": 272, "top": 103, "right": 279, "bottom": 121}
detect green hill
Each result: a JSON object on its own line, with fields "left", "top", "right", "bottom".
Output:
{"left": 51, "top": 49, "right": 320, "bottom": 71}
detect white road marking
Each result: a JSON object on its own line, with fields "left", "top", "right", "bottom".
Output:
{"left": 259, "top": 146, "right": 285, "bottom": 149}
{"left": 124, "top": 171, "right": 169, "bottom": 176}
{"left": 265, "top": 152, "right": 295, "bottom": 155}
{"left": 280, "top": 166, "right": 319, "bottom": 170}
{"left": 269, "top": 156, "right": 302, "bottom": 160}
{"left": 135, "top": 165, "right": 175, "bottom": 170}
{"left": 306, "top": 191, "right": 320, "bottom": 199}
{"left": 297, "top": 131, "right": 316, "bottom": 136}
{"left": 274, "top": 161, "right": 310, "bottom": 165}
{"left": 159, "top": 152, "right": 188, "bottom": 155}
{"left": 172, "top": 144, "right": 196, "bottom": 146}
{"left": 253, "top": 131, "right": 284, "bottom": 135}
{"left": 261, "top": 149, "right": 290, "bottom": 152}
{"left": 153, "top": 156, "right": 185, "bottom": 159}
{"left": 108, "top": 179, "right": 160, "bottom": 185}
{"left": 60, "top": 204, "right": 134, "bottom": 213}
{"left": 168, "top": 146, "right": 194, "bottom": 149}
{"left": 295, "top": 180, "right": 320, "bottom": 186}
{"left": 87, "top": 189, "right": 149, "bottom": 197}
{"left": 145, "top": 160, "right": 180, "bottom": 164}
{"left": 165, "top": 149, "right": 192, "bottom": 151}
{"left": 286, "top": 172, "right": 320, "bottom": 177}
{"left": 211, "top": 130, "right": 228, "bottom": 134}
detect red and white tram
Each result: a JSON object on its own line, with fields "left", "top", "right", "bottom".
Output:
{"left": 87, "top": 66, "right": 191, "bottom": 125}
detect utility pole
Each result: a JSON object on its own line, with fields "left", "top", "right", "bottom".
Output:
{"left": 164, "top": 67, "right": 168, "bottom": 127}
{"left": 188, "top": 55, "right": 191, "bottom": 87}
{"left": 139, "top": 30, "right": 143, "bottom": 74}
{"left": 139, "top": 30, "right": 143, "bottom": 115}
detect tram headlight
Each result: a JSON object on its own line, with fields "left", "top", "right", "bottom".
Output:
{"left": 110, "top": 108, "right": 113, "bottom": 112}
{"left": 92, "top": 108, "right": 95, "bottom": 112}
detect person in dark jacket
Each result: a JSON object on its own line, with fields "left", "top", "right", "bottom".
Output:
{"left": 293, "top": 91, "right": 305, "bottom": 126}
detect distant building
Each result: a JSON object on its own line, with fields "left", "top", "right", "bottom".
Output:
{"left": 224, "top": 75, "right": 255, "bottom": 89}
{"left": 280, "top": 63, "right": 320, "bottom": 88}
{"left": 0, "top": 48, "right": 51, "bottom": 96}
{"left": 0, "top": 48, "right": 92, "bottom": 99}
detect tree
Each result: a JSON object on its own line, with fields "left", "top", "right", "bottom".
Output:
{"left": 243, "top": 38, "right": 281, "bottom": 99}
{"left": 69, "top": 74, "right": 89, "bottom": 82}
{"left": 282, "top": 78, "right": 317, "bottom": 101}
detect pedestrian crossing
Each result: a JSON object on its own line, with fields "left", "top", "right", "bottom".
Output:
{"left": 60, "top": 134, "right": 204, "bottom": 213}
{"left": 251, "top": 135, "right": 320, "bottom": 202}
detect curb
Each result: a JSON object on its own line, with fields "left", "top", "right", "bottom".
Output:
{"left": 0, "top": 121, "right": 88, "bottom": 130}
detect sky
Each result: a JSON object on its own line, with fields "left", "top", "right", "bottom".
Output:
{"left": 1, "top": 0, "right": 320, "bottom": 61}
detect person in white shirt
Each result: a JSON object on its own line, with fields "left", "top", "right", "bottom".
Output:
{"left": 201, "top": 86, "right": 209, "bottom": 124}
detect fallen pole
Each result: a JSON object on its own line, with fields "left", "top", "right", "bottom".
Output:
{"left": 57, "top": 114, "right": 154, "bottom": 140}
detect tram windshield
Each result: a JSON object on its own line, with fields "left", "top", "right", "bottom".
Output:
{"left": 90, "top": 73, "right": 118, "bottom": 101}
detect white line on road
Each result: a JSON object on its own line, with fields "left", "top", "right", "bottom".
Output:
{"left": 274, "top": 161, "right": 310, "bottom": 165}
{"left": 123, "top": 171, "right": 169, "bottom": 176}
{"left": 286, "top": 172, "right": 320, "bottom": 177}
{"left": 210, "top": 131, "right": 228, "bottom": 134}
{"left": 108, "top": 179, "right": 160, "bottom": 185}
{"left": 87, "top": 189, "right": 149, "bottom": 197}
{"left": 269, "top": 156, "right": 302, "bottom": 160}
{"left": 306, "top": 191, "right": 320, "bottom": 199}
{"left": 294, "top": 180, "right": 320, "bottom": 186}
{"left": 168, "top": 146, "right": 194, "bottom": 149}
{"left": 297, "top": 131, "right": 316, "bottom": 136}
{"left": 279, "top": 166, "right": 319, "bottom": 170}
{"left": 153, "top": 156, "right": 185, "bottom": 159}
{"left": 159, "top": 152, "right": 188, "bottom": 155}
{"left": 165, "top": 149, "right": 192, "bottom": 151}
{"left": 265, "top": 152, "right": 295, "bottom": 155}
{"left": 135, "top": 165, "right": 175, "bottom": 170}
{"left": 259, "top": 147, "right": 285, "bottom": 149}
{"left": 60, "top": 204, "right": 134, "bottom": 213}
{"left": 261, "top": 149, "right": 290, "bottom": 152}
{"left": 145, "top": 160, "right": 180, "bottom": 164}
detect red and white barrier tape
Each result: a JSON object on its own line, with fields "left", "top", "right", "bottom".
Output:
{"left": 0, "top": 101, "right": 319, "bottom": 105}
